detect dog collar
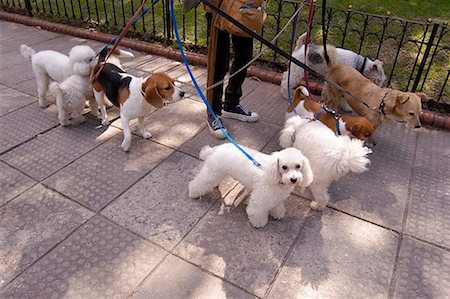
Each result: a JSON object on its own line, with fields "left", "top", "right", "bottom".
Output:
{"left": 379, "top": 91, "right": 389, "bottom": 116}
{"left": 359, "top": 56, "right": 368, "bottom": 74}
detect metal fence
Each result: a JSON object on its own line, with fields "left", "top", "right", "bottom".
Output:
{"left": 1, "top": 0, "right": 449, "bottom": 112}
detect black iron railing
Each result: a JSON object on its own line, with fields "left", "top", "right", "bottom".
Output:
{"left": 1, "top": 0, "right": 448, "bottom": 112}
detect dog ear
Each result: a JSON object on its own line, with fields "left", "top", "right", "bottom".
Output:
{"left": 415, "top": 92, "right": 429, "bottom": 102}
{"left": 298, "top": 158, "right": 313, "bottom": 189}
{"left": 350, "top": 123, "right": 361, "bottom": 136}
{"left": 263, "top": 155, "right": 281, "bottom": 185}
{"left": 396, "top": 93, "right": 410, "bottom": 105}
{"left": 72, "top": 62, "right": 91, "bottom": 76}
{"left": 142, "top": 79, "right": 164, "bottom": 108}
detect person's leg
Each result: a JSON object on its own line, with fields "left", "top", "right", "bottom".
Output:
{"left": 222, "top": 34, "right": 259, "bottom": 122}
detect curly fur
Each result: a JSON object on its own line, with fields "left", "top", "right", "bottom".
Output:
{"left": 280, "top": 32, "right": 386, "bottom": 99}
{"left": 189, "top": 143, "right": 313, "bottom": 228}
{"left": 279, "top": 116, "right": 372, "bottom": 211}
{"left": 20, "top": 44, "right": 96, "bottom": 108}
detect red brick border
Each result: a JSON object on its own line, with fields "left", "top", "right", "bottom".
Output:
{"left": 1, "top": 10, "right": 448, "bottom": 130}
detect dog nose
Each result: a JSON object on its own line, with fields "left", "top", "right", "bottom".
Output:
{"left": 290, "top": 177, "right": 297, "bottom": 183}
{"left": 180, "top": 91, "right": 185, "bottom": 97}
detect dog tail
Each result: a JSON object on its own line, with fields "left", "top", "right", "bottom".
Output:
{"left": 199, "top": 145, "right": 215, "bottom": 161}
{"left": 20, "top": 44, "right": 36, "bottom": 59}
{"left": 295, "top": 32, "right": 308, "bottom": 51}
{"left": 337, "top": 138, "right": 372, "bottom": 175}
{"left": 279, "top": 116, "right": 301, "bottom": 148}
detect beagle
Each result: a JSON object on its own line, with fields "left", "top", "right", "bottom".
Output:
{"left": 286, "top": 86, "right": 375, "bottom": 143}
{"left": 91, "top": 50, "right": 185, "bottom": 151}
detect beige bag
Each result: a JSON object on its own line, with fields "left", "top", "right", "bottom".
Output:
{"left": 215, "top": 0, "right": 266, "bottom": 37}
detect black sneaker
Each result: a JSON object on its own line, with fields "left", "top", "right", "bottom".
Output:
{"left": 222, "top": 105, "right": 259, "bottom": 122}
{"left": 207, "top": 114, "right": 227, "bottom": 139}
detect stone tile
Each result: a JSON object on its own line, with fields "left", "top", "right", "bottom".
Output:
{"left": 406, "top": 167, "right": 450, "bottom": 249}
{"left": 44, "top": 135, "right": 174, "bottom": 211}
{"left": 268, "top": 210, "right": 398, "bottom": 299}
{"left": 0, "top": 83, "right": 7, "bottom": 90}
{"left": 140, "top": 57, "right": 182, "bottom": 73}
{"left": 240, "top": 81, "right": 286, "bottom": 126}
{"left": 0, "top": 184, "right": 93, "bottom": 287}
{"left": 1, "top": 29, "right": 61, "bottom": 50}
{"left": 0, "top": 104, "right": 59, "bottom": 155}
{"left": 372, "top": 121, "right": 418, "bottom": 164}
{"left": 31, "top": 35, "right": 91, "bottom": 52}
{"left": 130, "top": 254, "right": 256, "bottom": 299}
{"left": 393, "top": 237, "right": 450, "bottom": 299}
{"left": 138, "top": 98, "right": 206, "bottom": 149}
{"left": 0, "top": 216, "right": 166, "bottom": 298}
{"left": 122, "top": 54, "right": 158, "bottom": 70}
{"left": 2, "top": 121, "right": 120, "bottom": 181}
{"left": 0, "top": 50, "right": 27, "bottom": 70}
{"left": 0, "top": 161, "right": 35, "bottom": 206}
{"left": 0, "top": 87, "right": 36, "bottom": 116}
{"left": 329, "top": 151, "right": 411, "bottom": 231}
{"left": 415, "top": 127, "right": 450, "bottom": 176}
{"left": 13, "top": 78, "right": 38, "bottom": 98}
{"left": 102, "top": 152, "right": 228, "bottom": 250}
{"left": 174, "top": 197, "right": 311, "bottom": 297}
{"left": 165, "top": 64, "right": 189, "bottom": 79}
{"left": 179, "top": 117, "right": 280, "bottom": 158}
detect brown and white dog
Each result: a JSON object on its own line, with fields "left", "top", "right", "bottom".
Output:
{"left": 286, "top": 86, "right": 375, "bottom": 143}
{"left": 91, "top": 48, "right": 185, "bottom": 151}
{"left": 323, "top": 46, "right": 428, "bottom": 130}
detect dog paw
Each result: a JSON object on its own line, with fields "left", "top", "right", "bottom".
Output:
{"left": 60, "top": 120, "right": 70, "bottom": 127}
{"left": 101, "top": 119, "right": 110, "bottom": 126}
{"left": 39, "top": 99, "right": 50, "bottom": 108}
{"left": 248, "top": 215, "right": 269, "bottom": 228}
{"left": 310, "top": 201, "right": 325, "bottom": 211}
{"left": 121, "top": 140, "right": 131, "bottom": 152}
{"left": 142, "top": 131, "right": 152, "bottom": 139}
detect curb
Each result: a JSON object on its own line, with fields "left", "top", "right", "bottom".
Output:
{"left": 1, "top": 11, "right": 448, "bottom": 131}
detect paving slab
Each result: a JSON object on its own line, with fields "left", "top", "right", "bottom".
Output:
{"left": 130, "top": 254, "right": 256, "bottom": 299}
{"left": 0, "top": 216, "right": 166, "bottom": 299}
{"left": 268, "top": 209, "right": 398, "bottom": 299}
{"left": 393, "top": 237, "right": 450, "bottom": 299}
{"left": 0, "top": 184, "right": 93, "bottom": 287}
{"left": 329, "top": 150, "right": 411, "bottom": 231}
{"left": 2, "top": 120, "right": 120, "bottom": 181}
{"left": 0, "top": 87, "right": 35, "bottom": 116}
{"left": 13, "top": 77, "right": 38, "bottom": 98}
{"left": 102, "top": 151, "right": 221, "bottom": 250}
{"left": 43, "top": 135, "right": 174, "bottom": 211}
{"left": 0, "top": 103, "right": 59, "bottom": 154}
{"left": 415, "top": 127, "right": 450, "bottom": 175}
{"left": 0, "top": 161, "right": 36, "bottom": 206}
{"left": 406, "top": 167, "right": 450, "bottom": 249}
{"left": 174, "top": 196, "right": 312, "bottom": 297}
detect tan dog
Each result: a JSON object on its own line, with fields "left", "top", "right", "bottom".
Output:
{"left": 286, "top": 86, "right": 374, "bottom": 142}
{"left": 323, "top": 46, "right": 428, "bottom": 130}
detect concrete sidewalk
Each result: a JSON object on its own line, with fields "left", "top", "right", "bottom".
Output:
{"left": 1, "top": 20, "right": 449, "bottom": 299}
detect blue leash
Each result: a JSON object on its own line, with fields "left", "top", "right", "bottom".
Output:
{"left": 169, "top": 0, "right": 261, "bottom": 168}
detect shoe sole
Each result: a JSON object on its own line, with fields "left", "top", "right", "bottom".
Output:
{"left": 207, "top": 122, "right": 227, "bottom": 140}
{"left": 222, "top": 111, "right": 259, "bottom": 123}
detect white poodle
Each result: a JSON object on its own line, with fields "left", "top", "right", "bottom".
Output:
{"left": 279, "top": 116, "right": 372, "bottom": 211}
{"left": 20, "top": 44, "right": 96, "bottom": 108}
{"left": 188, "top": 143, "right": 313, "bottom": 228}
{"left": 48, "top": 56, "right": 97, "bottom": 126}
{"left": 280, "top": 32, "right": 386, "bottom": 99}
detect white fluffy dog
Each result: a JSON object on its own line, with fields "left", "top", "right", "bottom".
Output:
{"left": 189, "top": 143, "right": 313, "bottom": 228}
{"left": 280, "top": 32, "right": 386, "bottom": 99}
{"left": 279, "top": 116, "right": 372, "bottom": 211}
{"left": 20, "top": 44, "right": 96, "bottom": 108}
{"left": 49, "top": 57, "right": 97, "bottom": 126}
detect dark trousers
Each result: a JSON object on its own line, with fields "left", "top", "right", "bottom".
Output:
{"left": 206, "top": 13, "right": 253, "bottom": 115}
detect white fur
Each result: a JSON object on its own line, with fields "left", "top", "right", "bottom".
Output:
{"left": 49, "top": 58, "right": 96, "bottom": 126}
{"left": 20, "top": 44, "right": 96, "bottom": 108}
{"left": 188, "top": 143, "right": 313, "bottom": 228}
{"left": 279, "top": 116, "right": 372, "bottom": 210}
{"left": 280, "top": 32, "right": 387, "bottom": 99}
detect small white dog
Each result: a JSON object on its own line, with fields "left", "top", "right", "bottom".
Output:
{"left": 49, "top": 56, "right": 97, "bottom": 126}
{"left": 188, "top": 143, "right": 313, "bottom": 228}
{"left": 279, "top": 116, "right": 372, "bottom": 211}
{"left": 280, "top": 32, "right": 386, "bottom": 99}
{"left": 20, "top": 44, "right": 96, "bottom": 108}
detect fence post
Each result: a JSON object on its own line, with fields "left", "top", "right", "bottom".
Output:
{"left": 165, "top": 0, "right": 172, "bottom": 42}
{"left": 24, "top": 0, "right": 33, "bottom": 17}
{"left": 412, "top": 23, "right": 439, "bottom": 92}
